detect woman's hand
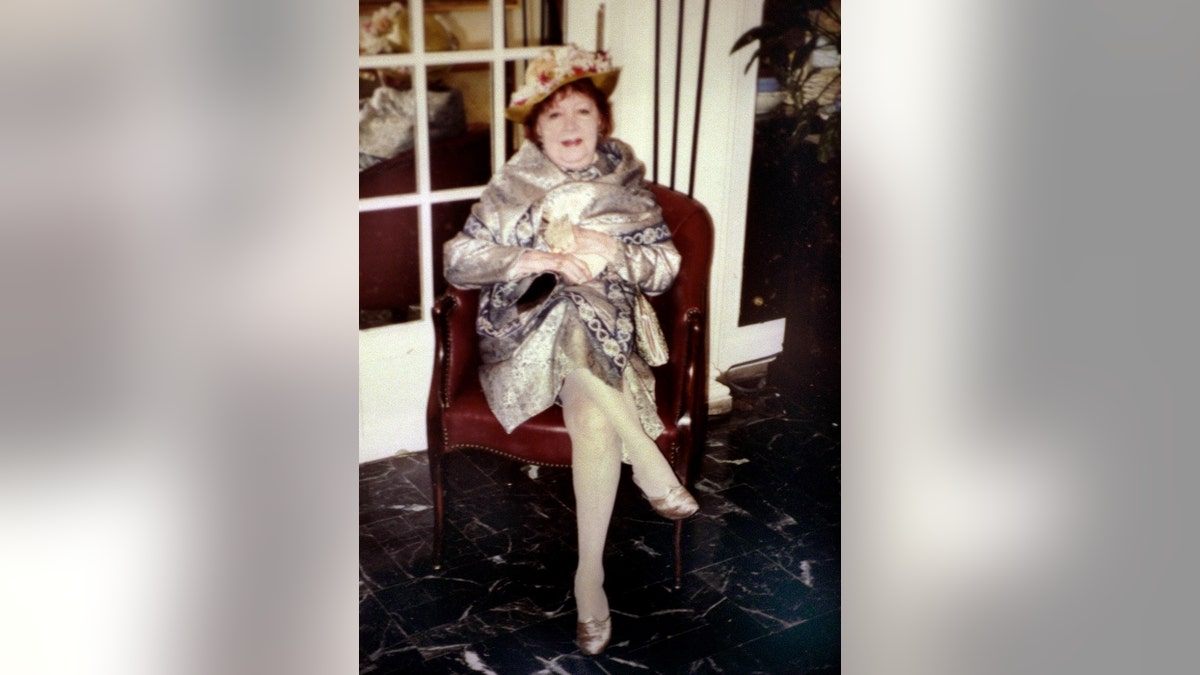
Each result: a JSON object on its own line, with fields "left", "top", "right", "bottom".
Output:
{"left": 511, "top": 249, "right": 594, "bottom": 285}
{"left": 567, "top": 227, "right": 621, "bottom": 263}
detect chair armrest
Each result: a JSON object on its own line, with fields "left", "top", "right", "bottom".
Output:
{"left": 429, "top": 288, "right": 481, "bottom": 409}
{"left": 678, "top": 308, "right": 706, "bottom": 423}
{"left": 429, "top": 293, "right": 457, "bottom": 410}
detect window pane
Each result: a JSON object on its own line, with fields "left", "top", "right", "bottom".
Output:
{"left": 504, "top": 58, "right": 531, "bottom": 157}
{"left": 430, "top": 62, "right": 493, "bottom": 191}
{"left": 427, "top": 1, "right": 492, "bottom": 50}
{"left": 360, "top": 67, "right": 421, "bottom": 186}
{"left": 506, "top": 0, "right": 564, "bottom": 49}
{"left": 431, "top": 199, "right": 481, "bottom": 298}
{"left": 360, "top": 2, "right": 466, "bottom": 52}
{"left": 360, "top": 206, "right": 421, "bottom": 329}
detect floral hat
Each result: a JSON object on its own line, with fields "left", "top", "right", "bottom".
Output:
{"left": 505, "top": 44, "right": 621, "bottom": 123}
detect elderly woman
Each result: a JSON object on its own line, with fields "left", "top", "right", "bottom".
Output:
{"left": 443, "top": 44, "right": 698, "bottom": 655}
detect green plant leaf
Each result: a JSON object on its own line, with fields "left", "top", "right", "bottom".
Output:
{"left": 735, "top": 0, "right": 841, "bottom": 163}
{"left": 741, "top": 47, "right": 766, "bottom": 74}
{"left": 731, "top": 26, "right": 774, "bottom": 54}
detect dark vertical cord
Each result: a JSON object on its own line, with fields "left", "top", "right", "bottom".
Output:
{"left": 653, "top": 0, "right": 661, "bottom": 183}
{"left": 545, "top": 0, "right": 563, "bottom": 45}
{"left": 670, "top": 0, "right": 686, "bottom": 190}
{"left": 687, "top": 0, "right": 711, "bottom": 198}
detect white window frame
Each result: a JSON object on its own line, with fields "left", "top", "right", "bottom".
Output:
{"left": 359, "top": 0, "right": 565, "bottom": 461}
{"left": 358, "top": 0, "right": 554, "bottom": 323}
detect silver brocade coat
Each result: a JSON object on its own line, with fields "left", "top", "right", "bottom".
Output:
{"left": 443, "top": 138, "right": 681, "bottom": 440}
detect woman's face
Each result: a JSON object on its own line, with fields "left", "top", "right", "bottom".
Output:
{"left": 535, "top": 90, "right": 601, "bottom": 171}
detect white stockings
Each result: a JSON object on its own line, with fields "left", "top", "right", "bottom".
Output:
{"left": 559, "top": 369, "right": 682, "bottom": 621}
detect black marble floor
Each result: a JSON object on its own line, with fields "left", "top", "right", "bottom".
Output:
{"left": 360, "top": 385, "right": 840, "bottom": 674}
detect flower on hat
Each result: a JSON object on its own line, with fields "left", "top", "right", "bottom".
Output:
{"left": 509, "top": 44, "right": 615, "bottom": 109}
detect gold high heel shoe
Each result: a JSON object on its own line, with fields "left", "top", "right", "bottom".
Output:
{"left": 643, "top": 484, "right": 700, "bottom": 520}
{"left": 576, "top": 615, "right": 612, "bottom": 655}
{"left": 633, "top": 474, "right": 700, "bottom": 520}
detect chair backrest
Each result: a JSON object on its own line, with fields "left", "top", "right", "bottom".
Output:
{"left": 434, "top": 183, "right": 714, "bottom": 421}
{"left": 645, "top": 184, "right": 714, "bottom": 423}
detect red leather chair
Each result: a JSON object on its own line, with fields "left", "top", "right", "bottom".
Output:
{"left": 426, "top": 183, "right": 713, "bottom": 588}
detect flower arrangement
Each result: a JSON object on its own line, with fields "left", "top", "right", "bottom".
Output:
{"left": 360, "top": 2, "right": 406, "bottom": 55}
{"left": 509, "top": 44, "right": 615, "bottom": 108}
{"left": 359, "top": 2, "right": 457, "bottom": 97}
{"left": 359, "top": 2, "right": 455, "bottom": 55}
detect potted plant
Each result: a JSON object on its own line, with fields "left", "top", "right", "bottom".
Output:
{"left": 731, "top": 0, "right": 840, "bottom": 412}
{"left": 732, "top": 0, "right": 840, "bottom": 163}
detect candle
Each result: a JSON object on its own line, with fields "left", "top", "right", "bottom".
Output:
{"left": 597, "top": 1, "right": 606, "bottom": 51}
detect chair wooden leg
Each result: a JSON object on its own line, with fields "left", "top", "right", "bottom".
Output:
{"left": 673, "top": 519, "right": 683, "bottom": 589}
{"left": 429, "top": 448, "right": 445, "bottom": 571}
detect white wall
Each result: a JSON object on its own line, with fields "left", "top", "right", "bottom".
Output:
{"left": 359, "top": 321, "right": 433, "bottom": 460}
{"left": 570, "top": 0, "right": 784, "bottom": 391}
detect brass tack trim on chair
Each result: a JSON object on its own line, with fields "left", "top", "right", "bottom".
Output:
{"left": 449, "top": 444, "right": 573, "bottom": 469}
